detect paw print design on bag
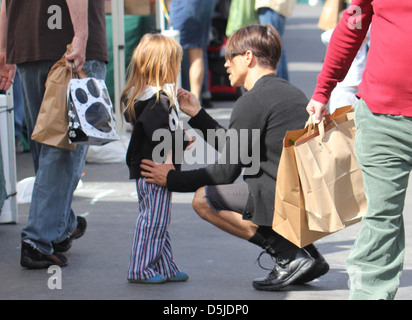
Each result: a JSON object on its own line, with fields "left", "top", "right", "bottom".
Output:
{"left": 68, "top": 75, "right": 119, "bottom": 145}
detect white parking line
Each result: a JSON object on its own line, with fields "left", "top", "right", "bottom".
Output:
{"left": 90, "top": 189, "right": 115, "bottom": 204}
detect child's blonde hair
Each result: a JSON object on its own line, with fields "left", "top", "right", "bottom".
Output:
{"left": 121, "top": 33, "right": 183, "bottom": 121}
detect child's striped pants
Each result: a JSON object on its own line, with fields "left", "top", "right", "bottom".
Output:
{"left": 127, "top": 178, "right": 181, "bottom": 280}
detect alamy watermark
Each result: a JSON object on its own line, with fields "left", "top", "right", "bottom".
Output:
{"left": 47, "top": 5, "right": 62, "bottom": 30}
{"left": 152, "top": 125, "right": 261, "bottom": 175}
{"left": 46, "top": 4, "right": 364, "bottom": 32}
{"left": 47, "top": 265, "right": 62, "bottom": 290}
{"left": 347, "top": 5, "right": 362, "bottom": 30}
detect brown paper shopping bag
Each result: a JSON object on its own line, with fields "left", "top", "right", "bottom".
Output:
{"left": 273, "top": 127, "right": 330, "bottom": 248}
{"left": 31, "top": 45, "right": 86, "bottom": 150}
{"left": 294, "top": 106, "right": 366, "bottom": 233}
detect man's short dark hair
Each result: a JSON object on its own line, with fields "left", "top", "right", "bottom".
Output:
{"left": 225, "top": 24, "right": 282, "bottom": 71}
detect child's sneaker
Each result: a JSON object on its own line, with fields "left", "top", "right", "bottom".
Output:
{"left": 167, "top": 272, "right": 189, "bottom": 282}
{"left": 127, "top": 274, "right": 167, "bottom": 284}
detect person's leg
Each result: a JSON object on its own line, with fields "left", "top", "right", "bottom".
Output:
{"left": 347, "top": 100, "right": 412, "bottom": 300}
{"left": 13, "top": 70, "right": 25, "bottom": 152}
{"left": 193, "top": 184, "right": 312, "bottom": 256}
{"left": 201, "top": 48, "right": 213, "bottom": 108}
{"left": 19, "top": 60, "right": 105, "bottom": 260}
{"left": 156, "top": 231, "right": 188, "bottom": 281}
{"left": 128, "top": 179, "right": 173, "bottom": 283}
{"left": 52, "top": 60, "right": 106, "bottom": 244}
{"left": 187, "top": 48, "right": 205, "bottom": 100}
{"left": 17, "top": 61, "right": 55, "bottom": 172}
{"left": 192, "top": 185, "right": 257, "bottom": 240}
{"left": 192, "top": 183, "right": 319, "bottom": 290}
{"left": 194, "top": 188, "right": 317, "bottom": 260}
{"left": 170, "top": 0, "right": 215, "bottom": 100}
{"left": 18, "top": 60, "right": 70, "bottom": 268}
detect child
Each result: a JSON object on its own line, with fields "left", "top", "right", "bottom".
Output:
{"left": 121, "top": 33, "right": 190, "bottom": 284}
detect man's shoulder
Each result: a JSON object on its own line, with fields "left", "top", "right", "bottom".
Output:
{"left": 241, "top": 75, "right": 308, "bottom": 109}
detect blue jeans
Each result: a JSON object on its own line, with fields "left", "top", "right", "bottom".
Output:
{"left": 258, "top": 7, "right": 289, "bottom": 81}
{"left": 18, "top": 60, "right": 106, "bottom": 255}
{"left": 170, "top": 0, "right": 216, "bottom": 49}
{"left": 13, "top": 71, "right": 24, "bottom": 137}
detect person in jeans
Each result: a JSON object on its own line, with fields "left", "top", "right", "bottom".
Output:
{"left": 307, "top": 0, "right": 412, "bottom": 300}
{"left": 169, "top": 0, "right": 216, "bottom": 103}
{"left": 0, "top": 0, "right": 108, "bottom": 268}
{"left": 141, "top": 24, "right": 329, "bottom": 291}
{"left": 255, "top": 0, "right": 297, "bottom": 81}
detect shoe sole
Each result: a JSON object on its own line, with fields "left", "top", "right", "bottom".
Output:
{"left": 252, "top": 258, "right": 317, "bottom": 291}
{"left": 167, "top": 275, "right": 189, "bottom": 282}
{"left": 127, "top": 278, "right": 167, "bottom": 284}
{"left": 20, "top": 256, "right": 68, "bottom": 269}
{"left": 167, "top": 278, "right": 189, "bottom": 282}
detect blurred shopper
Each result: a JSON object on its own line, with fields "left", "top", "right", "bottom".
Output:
{"left": 255, "top": 0, "right": 297, "bottom": 81}
{"left": 307, "top": 0, "right": 412, "bottom": 300}
{"left": 0, "top": 0, "right": 108, "bottom": 269}
{"left": 169, "top": 0, "right": 216, "bottom": 104}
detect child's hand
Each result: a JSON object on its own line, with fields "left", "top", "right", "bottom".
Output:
{"left": 177, "top": 88, "right": 202, "bottom": 117}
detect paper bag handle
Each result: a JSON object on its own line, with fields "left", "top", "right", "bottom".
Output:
{"left": 304, "top": 115, "right": 317, "bottom": 135}
{"left": 305, "top": 114, "right": 338, "bottom": 141}
{"left": 70, "top": 61, "right": 85, "bottom": 79}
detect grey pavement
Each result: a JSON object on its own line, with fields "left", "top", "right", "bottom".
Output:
{"left": 1, "top": 4, "right": 412, "bottom": 302}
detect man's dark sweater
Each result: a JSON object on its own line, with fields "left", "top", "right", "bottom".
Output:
{"left": 167, "top": 74, "right": 308, "bottom": 226}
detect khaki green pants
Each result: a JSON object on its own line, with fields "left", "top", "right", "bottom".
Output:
{"left": 347, "top": 99, "right": 412, "bottom": 300}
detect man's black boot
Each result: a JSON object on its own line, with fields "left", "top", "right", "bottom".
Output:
{"left": 295, "top": 244, "right": 329, "bottom": 284}
{"left": 252, "top": 230, "right": 316, "bottom": 291}
{"left": 253, "top": 248, "right": 316, "bottom": 291}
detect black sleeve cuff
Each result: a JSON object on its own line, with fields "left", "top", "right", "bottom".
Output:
{"left": 188, "top": 108, "right": 223, "bottom": 132}
{"left": 166, "top": 168, "right": 214, "bottom": 192}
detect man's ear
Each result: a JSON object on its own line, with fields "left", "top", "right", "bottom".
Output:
{"left": 244, "top": 50, "right": 255, "bottom": 67}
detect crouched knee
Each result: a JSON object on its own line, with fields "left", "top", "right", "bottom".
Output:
{"left": 192, "top": 187, "right": 211, "bottom": 220}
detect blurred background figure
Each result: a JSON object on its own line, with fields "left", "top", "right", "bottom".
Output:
{"left": 255, "top": 0, "right": 298, "bottom": 81}
{"left": 169, "top": 0, "right": 216, "bottom": 105}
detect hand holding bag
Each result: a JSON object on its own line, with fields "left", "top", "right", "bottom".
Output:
{"left": 273, "top": 106, "right": 365, "bottom": 247}
{"left": 294, "top": 106, "right": 366, "bottom": 233}
{"left": 67, "top": 63, "right": 119, "bottom": 145}
{"left": 31, "top": 45, "right": 86, "bottom": 151}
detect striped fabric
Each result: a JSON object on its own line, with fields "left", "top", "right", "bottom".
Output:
{"left": 127, "top": 178, "right": 181, "bottom": 280}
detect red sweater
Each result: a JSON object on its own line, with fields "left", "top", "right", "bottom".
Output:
{"left": 313, "top": 0, "right": 412, "bottom": 116}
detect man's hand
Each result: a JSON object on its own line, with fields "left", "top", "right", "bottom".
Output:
{"left": 306, "top": 99, "right": 329, "bottom": 123}
{"left": 0, "top": 52, "right": 16, "bottom": 91}
{"left": 140, "top": 159, "right": 175, "bottom": 187}
{"left": 65, "top": 0, "right": 89, "bottom": 74}
{"left": 65, "top": 35, "right": 87, "bottom": 74}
